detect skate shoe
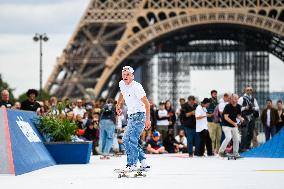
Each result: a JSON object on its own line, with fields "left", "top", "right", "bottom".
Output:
{"left": 140, "top": 159, "right": 150, "bottom": 171}
{"left": 124, "top": 164, "right": 137, "bottom": 173}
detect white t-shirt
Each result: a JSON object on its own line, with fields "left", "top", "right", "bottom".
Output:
{"left": 175, "top": 135, "right": 187, "bottom": 146}
{"left": 156, "top": 109, "right": 169, "bottom": 126}
{"left": 195, "top": 105, "right": 208, "bottom": 132}
{"left": 119, "top": 80, "right": 146, "bottom": 115}
{"left": 73, "top": 106, "right": 86, "bottom": 117}
{"left": 266, "top": 109, "right": 271, "bottom": 127}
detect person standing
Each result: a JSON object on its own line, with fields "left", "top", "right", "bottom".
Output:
{"left": 165, "top": 100, "right": 176, "bottom": 130}
{"left": 155, "top": 102, "right": 169, "bottom": 141}
{"left": 195, "top": 98, "right": 213, "bottom": 156}
{"left": 180, "top": 96, "right": 199, "bottom": 157}
{"left": 238, "top": 86, "right": 259, "bottom": 151}
{"left": 276, "top": 100, "right": 284, "bottom": 133}
{"left": 207, "top": 90, "right": 221, "bottom": 154}
{"left": 116, "top": 66, "right": 151, "bottom": 172}
{"left": 0, "top": 89, "right": 13, "bottom": 108}
{"left": 21, "top": 89, "right": 40, "bottom": 112}
{"left": 260, "top": 99, "right": 279, "bottom": 141}
{"left": 99, "top": 99, "right": 116, "bottom": 159}
{"left": 219, "top": 94, "right": 243, "bottom": 157}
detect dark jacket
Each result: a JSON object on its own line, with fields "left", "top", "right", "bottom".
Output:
{"left": 261, "top": 108, "right": 279, "bottom": 127}
{"left": 180, "top": 103, "right": 197, "bottom": 129}
{"left": 207, "top": 98, "right": 218, "bottom": 122}
{"left": 277, "top": 109, "right": 284, "bottom": 127}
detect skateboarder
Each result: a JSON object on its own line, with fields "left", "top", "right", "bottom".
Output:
{"left": 116, "top": 66, "right": 151, "bottom": 172}
{"left": 219, "top": 94, "right": 244, "bottom": 157}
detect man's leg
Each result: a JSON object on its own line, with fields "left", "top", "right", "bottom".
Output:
{"left": 99, "top": 121, "right": 107, "bottom": 154}
{"left": 205, "top": 130, "right": 213, "bottom": 156}
{"left": 208, "top": 122, "right": 216, "bottom": 152}
{"left": 198, "top": 130, "right": 206, "bottom": 156}
{"left": 264, "top": 126, "right": 270, "bottom": 141}
{"left": 231, "top": 127, "right": 240, "bottom": 154}
{"left": 216, "top": 124, "right": 222, "bottom": 152}
{"left": 240, "top": 123, "right": 248, "bottom": 151}
{"left": 271, "top": 126, "right": 276, "bottom": 138}
{"left": 103, "top": 121, "right": 115, "bottom": 155}
{"left": 184, "top": 127, "right": 194, "bottom": 155}
{"left": 219, "top": 126, "right": 233, "bottom": 153}
{"left": 246, "top": 119, "right": 255, "bottom": 149}
{"left": 122, "top": 121, "right": 133, "bottom": 165}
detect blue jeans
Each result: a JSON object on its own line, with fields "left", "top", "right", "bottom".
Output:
{"left": 264, "top": 126, "right": 276, "bottom": 141}
{"left": 122, "top": 112, "right": 146, "bottom": 166}
{"left": 99, "top": 119, "right": 115, "bottom": 155}
{"left": 184, "top": 127, "right": 200, "bottom": 155}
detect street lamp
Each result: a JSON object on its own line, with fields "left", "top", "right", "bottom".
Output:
{"left": 33, "top": 33, "right": 49, "bottom": 98}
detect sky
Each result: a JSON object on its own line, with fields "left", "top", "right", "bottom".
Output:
{"left": 0, "top": 0, "right": 284, "bottom": 99}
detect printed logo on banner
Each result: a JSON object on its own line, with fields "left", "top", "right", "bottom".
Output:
{"left": 16, "top": 116, "right": 41, "bottom": 143}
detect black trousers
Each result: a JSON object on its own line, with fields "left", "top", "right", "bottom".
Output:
{"left": 240, "top": 118, "right": 255, "bottom": 150}
{"left": 198, "top": 129, "right": 213, "bottom": 156}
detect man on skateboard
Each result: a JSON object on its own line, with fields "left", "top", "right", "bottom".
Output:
{"left": 116, "top": 66, "right": 151, "bottom": 172}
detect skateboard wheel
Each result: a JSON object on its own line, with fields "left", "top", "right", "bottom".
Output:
{"left": 118, "top": 174, "right": 121, "bottom": 178}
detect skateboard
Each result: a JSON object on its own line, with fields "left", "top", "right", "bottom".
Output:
{"left": 114, "top": 168, "right": 147, "bottom": 178}
{"left": 227, "top": 154, "right": 243, "bottom": 160}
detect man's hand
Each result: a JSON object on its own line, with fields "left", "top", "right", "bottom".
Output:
{"left": 116, "top": 105, "right": 122, "bottom": 116}
{"left": 145, "top": 119, "right": 151, "bottom": 130}
{"left": 233, "top": 122, "right": 238, "bottom": 127}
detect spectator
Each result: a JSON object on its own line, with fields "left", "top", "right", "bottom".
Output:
{"left": 13, "top": 101, "right": 21, "bottom": 110}
{"left": 150, "top": 100, "right": 157, "bottom": 131}
{"left": 276, "top": 100, "right": 284, "bottom": 133}
{"left": 21, "top": 89, "right": 40, "bottom": 112}
{"left": 99, "top": 99, "right": 116, "bottom": 159}
{"left": 75, "top": 114, "right": 84, "bottom": 129}
{"left": 66, "top": 111, "right": 75, "bottom": 121}
{"left": 238, "top": 86, "right": 260, "bottom": 152}
{"left": 73, "top": 99, "right": 86, "bottom": 117}
{"left": 0, "top": 89, "right": 13, "bottom": 108}
{"left": 261, "top": 99, "right": 279, "bottom": 141}
{"left": 180, "top": 95, "right": 199, "bottom": 157}
{"left": 165, "top": 100, "right": 176, "bottom": 130}
{"left": 175, "top": 129, "right": 187, "bottom": 153}
{"left": 207, "top": 90, "right": 221, "bottom": 155}
{"left": 219, "top": 94, "right": 243, "bottom": 157}
{"left": 195, "top": 98, "right": 213, "bottom": 156}
{"left": 155, "top": 102, "right": 169, "bottom": 141}
{"left": 175, "top": 98, "right": 186, "bottom": 135}
{"left": 163, "top": 128, "right": 178, "bottom": 153}
{"left": 146, "top": 131, "right": 166, "bottom": 154}
{"left": 49, "top": 96, "right": 59, "bottom": 115}
{"left": 83, "top": 120, "right": 99, "bottom": 155}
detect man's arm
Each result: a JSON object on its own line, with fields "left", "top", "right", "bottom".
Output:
{"left": 116, "top": 93, "right": 124, "bottom": 115}
{"left": 141, "top": 96, "right": 151, "bottom": 130}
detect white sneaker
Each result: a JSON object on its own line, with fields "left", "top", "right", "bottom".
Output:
{"left": 140, "top": 159, "right": 150, "bottom": 171}
{"left": 124, "top": 164, "right": 137, "bottom": 173}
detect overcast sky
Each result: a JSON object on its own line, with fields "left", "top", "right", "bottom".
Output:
{"left": 0, "top": 0, "right": 284, "bottom": 99}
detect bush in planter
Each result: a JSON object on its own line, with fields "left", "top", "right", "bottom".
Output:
{"left": 37, "top": 114, "right": 78, "bottom": 142}
{"left": 37, "top": 115, "right": 92, "bottom": 164}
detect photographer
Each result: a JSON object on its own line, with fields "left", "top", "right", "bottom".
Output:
{"left": 219, "top": 94, "right": 244, "bottom": 157}
{"left": 238, "top": 86, "right": 259, "bottom": 152}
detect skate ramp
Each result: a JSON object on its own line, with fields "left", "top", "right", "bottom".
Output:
{"left": 241, "top": 127, "right": 284, "bottom": 158}
{"left": 0, "top": 108, "right": 55, "bottom": 175}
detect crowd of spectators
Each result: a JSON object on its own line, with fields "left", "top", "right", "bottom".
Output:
{"left": 1, "top": 87, "right": 283, "bottom": 158}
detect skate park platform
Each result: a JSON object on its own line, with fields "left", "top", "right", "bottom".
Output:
{"left": 0, "top": 108, "right": 55, "bottom": 175}
{"left": 241, "top": 128, "right": 284, "bottom": 158}
{"left": 0, "top": 154, "right": 283, "bottom": 189}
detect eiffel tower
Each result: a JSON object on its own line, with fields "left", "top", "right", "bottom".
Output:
{"left": 45, "top": 0, "right": 284, "bottom": 106}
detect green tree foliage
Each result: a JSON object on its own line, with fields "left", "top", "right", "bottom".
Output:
{"left": 0, "top": 74, "right": 15, "bottom": 102}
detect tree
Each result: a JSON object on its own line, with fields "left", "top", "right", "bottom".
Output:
{"left": 0, "top": 74, "right": 15, "bottom": 102}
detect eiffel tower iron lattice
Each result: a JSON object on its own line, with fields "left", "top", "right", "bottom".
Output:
{"left": 45, "top": 0, "right": 284, "bottom": 104}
